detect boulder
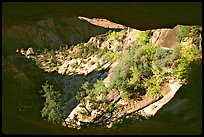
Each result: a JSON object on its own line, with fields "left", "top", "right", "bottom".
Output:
{"left": 26, "top": 47, "right": 34, "bottom": 55}
{"left": 86, "top": 63, "right": 98, "bottom": 74}
{"left": 150, "top": 25, "right": 180, "bottom": 48}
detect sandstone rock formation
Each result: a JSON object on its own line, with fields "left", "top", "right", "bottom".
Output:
{"left": 150, "top": 25, "right": 180, "bottom": 48}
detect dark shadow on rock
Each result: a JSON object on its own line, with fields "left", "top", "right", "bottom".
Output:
{"left": 2, "top": 16, "right": 123, "bottom": 57}
{"left": 2, "top": 49, "right": 111, "bottom": 134}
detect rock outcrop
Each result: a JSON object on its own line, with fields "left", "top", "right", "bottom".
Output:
{"left": 150, "top": 25, "right": 180, "bottom": 48}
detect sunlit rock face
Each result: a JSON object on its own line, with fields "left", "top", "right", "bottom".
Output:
{"left": 150, "top": 25, "right": 180, "bottom": 48}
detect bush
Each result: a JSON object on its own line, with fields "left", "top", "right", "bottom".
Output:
{"left": 128, "top": 64, "right": 141, "bottom": 90}
{"left": 145, "top": 74, "right": 164, "bottom": 95}
{"left": 121, "top": 91, "right": 129, "bottom": 99}
{"left": 173, "top": 62, "right": 188, "bottom": 80}
{"left": 135, "top": 30, "right": 151, "bottom": 46}
{"left": 169, "top": 44, "right": 181, "bottom": 62}
{"left": 109, "top": 49, "right": 134, "bottom": 90}
{"left": 102, "top": 51, "right": 115, "bottom": 63}
{"left": 127, "top": 44, "right": 180, "bottom": 95}
{"left": 180, "top": 44, "right": 200, "bottom": 62}
{"left": 79, "top": 109, "right": 90, "bottom": 119}
{"left": 77, "top": 80, "right": 108, "bottom": 105}
{"left": 134, "top": 44, "right": 157, "bottom": 64}
{"left": 76, "top": 81, "right": 89, "bottom": 101}
{"left": 111, "top": 75, "right": 129, "bottom": 91}
{"left": 108, "top": 31, "right": 121, "bottom": 41}
{"left": 97, "top": 46, "right": 109, "bottom": 57}
{"left": 154, "top": 58, "right": 171, "bottom": 68}
{"left": 154, "top": 48, "right": 172, "bottom": 60}
{"left": 173, "top": 43, "right": 200, "bottom": 81}
{"left": 76, "top": 43, "right": 98, "bottom": 58}
{"left": 105, "top": 102, "right": 116, "bottom": 113}
{"left": 39, "top": 81, "right": 63, "bottom": 124}
{"left": 93, "top": 80, "right": 107, "bottom": 94}
{"left": 177, "top": 25, "right": 191, "bottom": 41}
{"left": 177, "top": 25, "right": 202, "bottom": 47}
{"left": 190, "top": 26, "right": 202, "bottom": 48}
{"left": 137, "top": 63, "right": 152, "bottom": 78}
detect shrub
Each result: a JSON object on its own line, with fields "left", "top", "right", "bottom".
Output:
{"left": 108, "top": 31, "right": 121, "bottom": 41}
{"left": 190, "top": 26, "right": 202, "bottom": 48}
{"left": 128, "top": 64, "right": 141, "bottom": 90}
{"left": 127, "top": 44, "right": 178, "bottom": 95}
{"left": 137, "top": 63, "right": 152, "bottom": 78}
{"left": 154, "top": 48, "right": 172, "bottom": 60}
{"left": 76, "top": 81, "right": 89, "bottom": 101}
{"left": 77, "top": 80, "right": 108, "bottom": 105}
{"left": 79, "top": 109, "right": 89, "bottom": 119}
{"left": 97, "top": 46, "right": 109, "bottom": 57}
{"left": 135, "top": 30, "right": 151, "bottom": 46}
{"left": 177, "top": 25, "right": 202, "bottom": 47}
{"left": 169, "top": 44, "right": 181, "bottom": 62}
{"left": 77, "top": 43, "right": 98, "bottom": 58}
{"left": 109, "top": 49, "right": 134, "bottom": 90}
{"left": 180, "top": 44, "right": 200, "bottom": 62}
{"left": 154, "top": 58, "right": 171, "bottom": 68}
{"left": 121, "top": 91, "right": 129, "bottom": 99}
{"left": 105, "top": 102, "right": 116, "bottom": 113}
{"left": 102, "top": 51, "right": 115, "bottom": 63}
{"left": 177, "top": 25, "right": 191, "bottom": 40}
{"left": 93, "top": 80, "right": 107, "bottom": 94}
{"left": 144, "top": 74, "right": 165, "bottom": 95}
{"left": 134, "top": 44, "right": 157, "bottom": 64}
{"left": 111, "top": 75, "right": 129, "bottom": 91}
{"left": 173, "top": 62, "right": 189, "bottom": 80}
{"left": 172, "top": 43, "right": 201, "bottom": 81}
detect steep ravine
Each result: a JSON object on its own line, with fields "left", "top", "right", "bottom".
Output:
{"left": 2, "top": 17, "right": 119, "bottom": 134}
{"left": 2, "top": 17, "right": 202, "bottom": 134}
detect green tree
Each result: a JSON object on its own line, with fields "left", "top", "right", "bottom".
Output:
{"left": 39, "top": 81, "right": 63, "bottom": 124}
